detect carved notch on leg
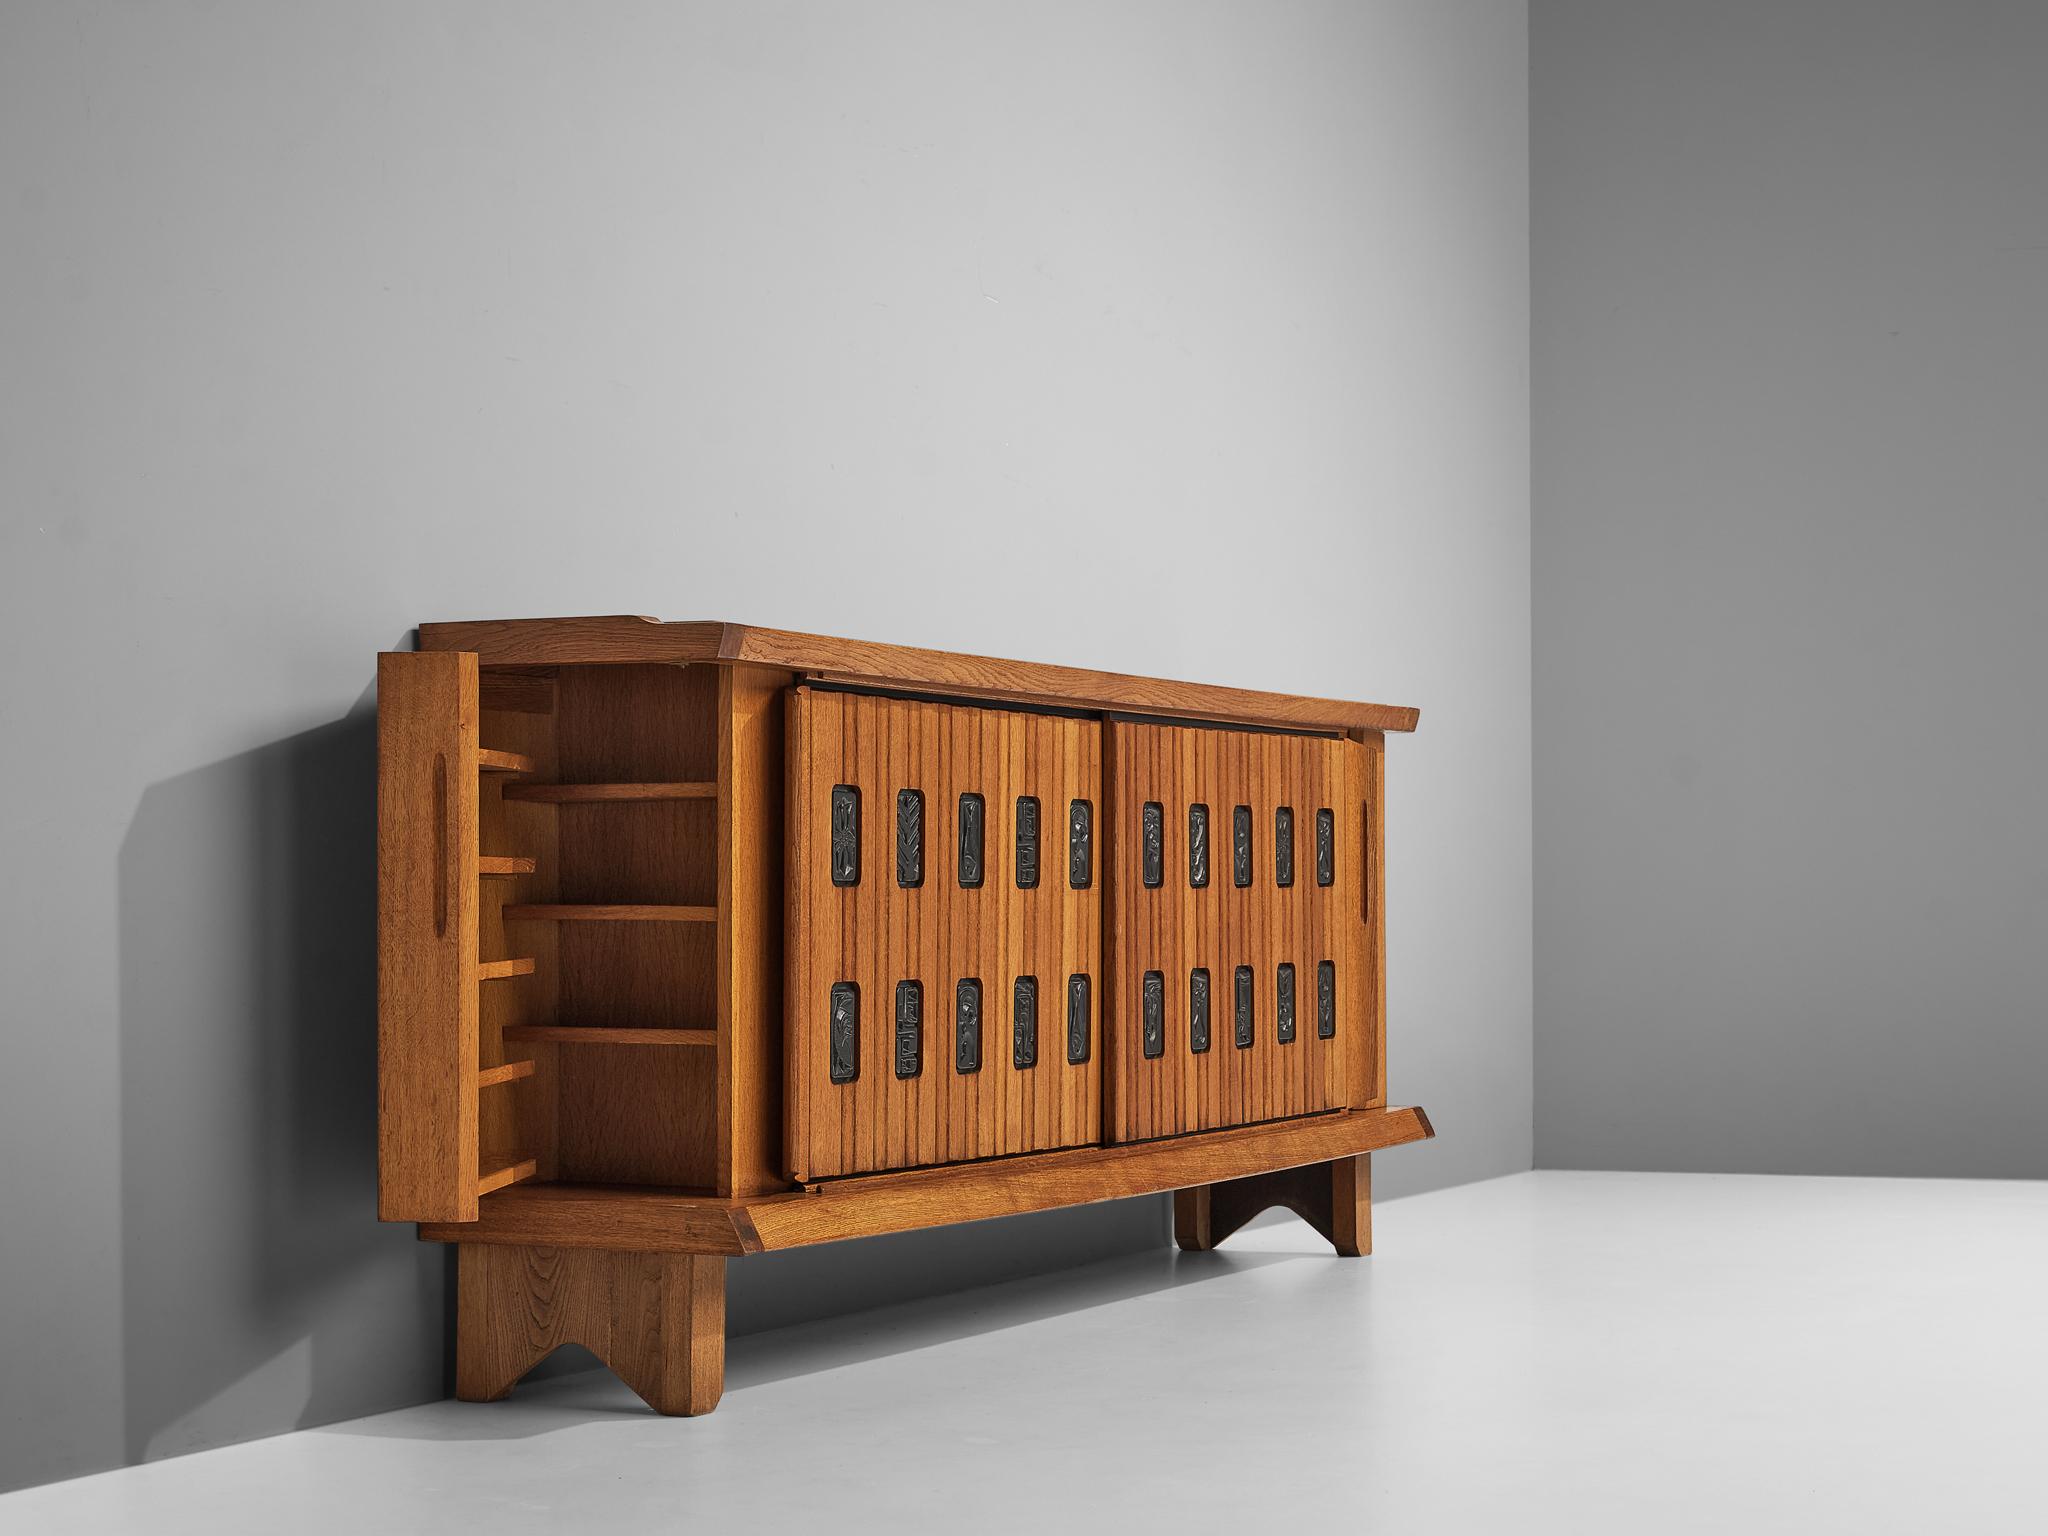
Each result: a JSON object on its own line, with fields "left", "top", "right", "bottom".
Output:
{"left": 457, "top": 1243, "right": 726, "bottom": 1415}
{"left": 1174, "top": 1153, "right": 1371, "bottom": 1257}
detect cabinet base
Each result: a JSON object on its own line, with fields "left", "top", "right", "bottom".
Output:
{"left": 447, "top": 1117, "right": 1424, "bottom": 1418}
{"left": 1174, "top": 1153, "right": 1371, "bottom": 1256}
{"left": 457, "top": 1244, "right": 725, "bottom": 1416}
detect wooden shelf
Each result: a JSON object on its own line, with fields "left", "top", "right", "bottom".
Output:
{"left": 502, "top": 1025, "right": 716, "bottom": 1047}
{"left": 476, "top": 957, "right": 537, "bottom": 981}
{"left": 479, "top": 749, "right": 537, "bottom": 774}
{"left": 478, "top": 1060, "right": 537, "bottom": 1087}
{"left": 476, "top": 1154, "right": 538, "bottom": 1197}
{"left": 502, "top": 781, "right": 717, "bottom": 804}
{"left": 479, "top": 855, "right": 537, "bottom": 878}
{"left": 502, "top": 904, "right": 716, "bottom": 924}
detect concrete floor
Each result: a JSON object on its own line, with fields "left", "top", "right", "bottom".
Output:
{"left": 6, "top": 1170, "right": 2045, "bottom": 1534}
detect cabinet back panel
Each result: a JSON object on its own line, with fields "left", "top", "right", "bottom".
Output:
{"left": 560, "top": 924, "right": 716, "bottom": 1032}
{"left": 558, "top": 800, "right": 715, "bottom": 906}
{"left": 555, "top": 664, "right": 719, "bottom": 783}
{"left": 557, "top": 1045, "right": 717, "bottom": 1188}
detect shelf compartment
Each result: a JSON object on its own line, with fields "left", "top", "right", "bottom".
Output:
{"left": 479, "top": 855, "right": 537, "bottom": 878}
{"left": 479, "top": 748, "right": 538, "bottom": 774}
{"left": 503, "top": 1025, "right": 715, "bottom": 1048}
{"left": 477, "top": 957, "right": 538, "bottom": 981}
{"left": 476, "top": 1154, "right": 538, "bottom": 1197}
{"left": 503, "top": 904, "right": 716, "bottom": 924}
{"left": 478, "top": 1060, "right": 537, "bottom": 1087}
{"left": 502, "top": 781, "right": 717, "bottom": 804}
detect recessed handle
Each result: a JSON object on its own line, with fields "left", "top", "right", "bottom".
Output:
{"left": 432, "top": 752, "right": 449, "bottom": 938}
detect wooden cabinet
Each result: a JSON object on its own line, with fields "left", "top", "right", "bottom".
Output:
{"left": 379, "top": 617, "right": 1432, "bottom": 1417}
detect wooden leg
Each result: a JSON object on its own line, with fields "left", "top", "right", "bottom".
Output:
{"left": 1174, "top": 1152, "right": 1371, "bottom": 1257}
{"left": 457, "top": 1244, "right": 726, "bottom": 1415}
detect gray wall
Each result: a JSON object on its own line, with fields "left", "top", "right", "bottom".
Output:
{"left": 1534, "top": 1, "right": 2048, "bottom": 1175}
{"left": 0, "top": 0, "right": 1530, "bottom": 1495}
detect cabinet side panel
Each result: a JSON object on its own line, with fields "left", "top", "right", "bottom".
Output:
{"left": 1349, "top": 730, "right": 1387, "bottom": 1108}
{"left": 377, "top": 650, "right": 481, "bottom": 1222}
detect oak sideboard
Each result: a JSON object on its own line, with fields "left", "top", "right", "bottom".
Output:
{"left": 378, "top": 615, "right": 1433, "bottom": 1414}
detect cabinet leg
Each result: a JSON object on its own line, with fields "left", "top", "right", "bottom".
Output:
{"left": 456, "top": 1244, "right": 726, "bottom": 1415}
{"left": 1173, "top": 1152, "right": 1371, "bottom": 1257}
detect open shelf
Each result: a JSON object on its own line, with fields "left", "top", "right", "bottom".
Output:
{"left": 477, "top": 957, "right": 537, "bottom": 981}
{"left": 503, "top": 904, "right": 716, "bottom": 924}
{"left": 477, "top": 1154, "right": 538, "bottom": 1197}
{"left": 502, "top": 781, "right": 717, "bottom": 804}
{"left": 480, "top": 855, "right": 537, "bottom": 878}
{"left": 503, "top": 1025, "right": 716, "bottom": 1048}
{"left": 479, "top": 748, "right": 537, "bottom": 774}
{"left": 478, "top": 1060, "right": 537, "bottom": 1087}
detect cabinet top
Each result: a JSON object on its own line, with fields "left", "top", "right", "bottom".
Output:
{"left": 417, "top": 615, "right": 1418, "bottom": 735}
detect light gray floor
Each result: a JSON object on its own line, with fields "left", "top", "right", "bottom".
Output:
{"left": 7, "top": 1170, "right": 2044, "bottom": 1534}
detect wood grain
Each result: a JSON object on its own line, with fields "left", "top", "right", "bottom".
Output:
{"left": 477, "top": 669, "right": 561, "bottom": 1183}
{"left": 457, "top": 1244, "right": 724, "bottom": 1415}
{"left": 503, "top": 1025, "right": 715, "bottom": 1047}
{"left": 556, "top": 1041, "right": 715, "bottom": 1187}
{"left": 377, "top": 650, "right": 481, "bottom": 1223}
{"left": 1101, "top": 717, "right": 1368, "bottom": 1143}
{"left": 1349, "top": 729, "right": 1388, "bottom": 1109}
{"left": 546, "top": 664, "right": 722, "bottom": 1190}
{"left": 427, "top": 1187, "right": 750, "bottom": 1254}
{"left": 503, "top": 781, "right": 717, "bottom": 803}
{"left": 717, "top": 666, "right": 789, "bottom": 1197}
{"left": 418, "top": 616, "right": 1420, "bottom": 735}
{"left": 1174, "top": 1152, "right": 1370, "bottom": 1256}
{"left": 476, "top": 1155, "right": 538, "bottom": 1196}
{"left": 503, "top": 904, "right": 717, "bottom": 923}
{"left": 786, "top": 688, "right": 1103, "bottom": 1180}
{"left": 385, "top": 623, "right": 1427, "bottom": 1396}
{"left": 423, "top": 1105, "right": 1431, "bottom": 1254}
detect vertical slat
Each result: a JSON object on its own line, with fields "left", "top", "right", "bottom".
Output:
{"left": 916, "top": 699, "right": 941, "bottom": 1170}
{"left": 782, "top": 689, "right": 809, "bottom": 1179}
{"left": 378, "top": 650, "right": 481, "bottom": 1222}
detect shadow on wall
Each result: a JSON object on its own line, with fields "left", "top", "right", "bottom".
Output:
{"left": 114, "top": 677, "right": 1167, "bottom": 1466}
{"left": 117, "top": 688, "right": 450, "bottom": 1466}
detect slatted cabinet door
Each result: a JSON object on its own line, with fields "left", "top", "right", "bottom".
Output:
{"left": 786, "top": 689, "right": 1103, "bottom": 1180}
{"left": 1102, "top": 718, "right": 1373, "bottom": 1143}
{"left": 378, "top": 651, "right": 485, "bottom": 1222}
